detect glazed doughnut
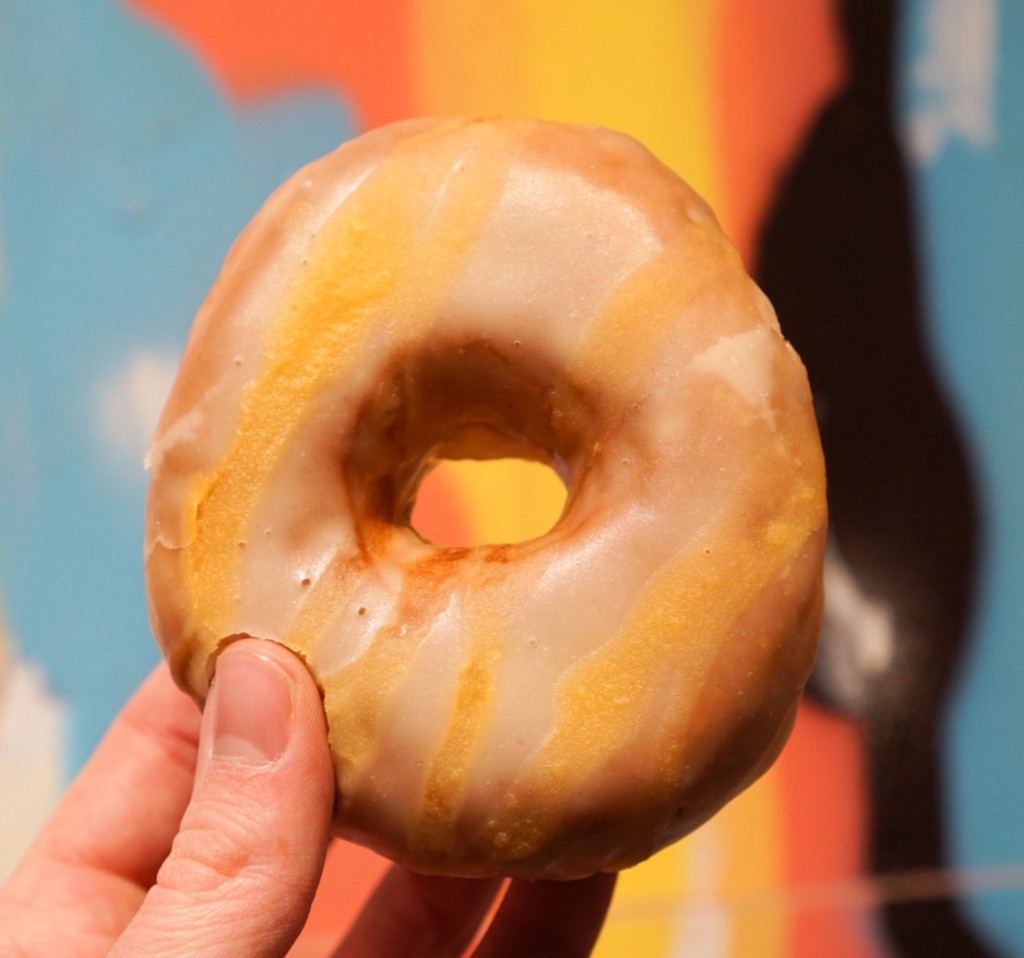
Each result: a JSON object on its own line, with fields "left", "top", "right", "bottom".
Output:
{"left": 145, "top": 117, "right": 826, "bottom": 879}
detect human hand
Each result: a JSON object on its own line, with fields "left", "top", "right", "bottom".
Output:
{"left": 0, "top": 639, "right": 615, "bottom": 957}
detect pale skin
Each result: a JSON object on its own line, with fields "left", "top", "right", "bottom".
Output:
{"left": 0, "top": 639, "right": 616, "bottom": 957}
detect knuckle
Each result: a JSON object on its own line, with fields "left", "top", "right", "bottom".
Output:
{"left": 157, "top": 799, "right": 278, "bottom": 898}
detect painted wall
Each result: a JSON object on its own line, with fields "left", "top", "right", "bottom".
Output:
{"left": 1, "top": 1, "right": 1021, "bottom": 954}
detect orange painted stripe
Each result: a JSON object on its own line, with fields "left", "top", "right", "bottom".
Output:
{"left": 291, "top": 840, "right": 389, "bottom": 952}
{"left": 777, "top": 704, "right": 875, "bottom": 958}
{"left": 713, "top": 4, "right": 872, "bottom": 953}
{"left": 715, "top": 0, "right": 845, "bottom": 262}
{"left": 409, "top": 466, "right": 475, "bottom": 548}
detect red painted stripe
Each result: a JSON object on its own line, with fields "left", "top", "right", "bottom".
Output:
{"left": 128, "top": 0, "right": 416, "bottom": 128}
{"left": 715, "top": 0, "right": 845, "bottom": 262}
{"left": 715, "top": 4, "right": 874, "bottom": 952}
{"left": 778, "top": 704, "right": 877, "bottom": 956}
{"left": 410, "top": 467, "right": 475, "bottom": 549}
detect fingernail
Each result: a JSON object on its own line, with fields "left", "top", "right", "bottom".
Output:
{"left": 211, "top": 647, "right": 292, "bottom": 766}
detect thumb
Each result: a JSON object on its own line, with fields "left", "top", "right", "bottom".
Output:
{"left": 111, "top": 639, "right": 335, "bottom": 958}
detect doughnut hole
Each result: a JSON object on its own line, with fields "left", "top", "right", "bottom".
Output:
{"left": 410, "top": 458, "right": 568, "bottom": 547}
{"left": 340, "top": 339, "right": 603, "bottom": 557}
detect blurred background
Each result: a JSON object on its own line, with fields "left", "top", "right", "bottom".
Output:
{"left": 1, "top": 1, "right": 1022, "bottom": 954}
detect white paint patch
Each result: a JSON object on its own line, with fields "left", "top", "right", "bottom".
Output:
{"left": 816, "top": 541, "right": 896, "bottom": 715}
{"left": 94, "top": 349, "right": 178, "bottom": 473}
{"left": 907, "top": 0, "right": 998, "bottom": 163}
{"left": 0, "top": 640, "right": 66, "bottom": 880}
{"left": 671, "top": 823, "right": 732, "bottom": 957}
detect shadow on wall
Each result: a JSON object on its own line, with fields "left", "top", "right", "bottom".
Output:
{"left": 755, "top": 1, "right": 996, "bottom": 955}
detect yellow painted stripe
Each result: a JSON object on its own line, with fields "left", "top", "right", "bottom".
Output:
{"left": 594, "top": 843, "right": 690, "bottom": 957}
{"left": 715, "top": 767, "right": 788, "bottom": 957}
{"left": 413, "top": 0, "right": 724, "bottom": 209}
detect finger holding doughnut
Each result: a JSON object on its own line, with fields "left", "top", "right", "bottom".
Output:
{"left": 145, "top": 117, "right": 827, "bottom": 879}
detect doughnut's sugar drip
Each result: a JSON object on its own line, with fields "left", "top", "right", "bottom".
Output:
{"left": 145, "top": 117, "right": 826, "bottom": 879}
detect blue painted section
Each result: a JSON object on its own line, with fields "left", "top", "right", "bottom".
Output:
{"left": 900, "top": 0, "right": 1024, "bottom": 950}
{"left": 0, "top": 0, "right": 354, "bottom": 771}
